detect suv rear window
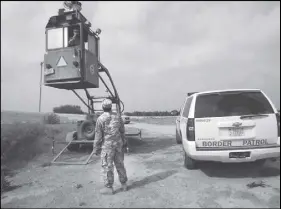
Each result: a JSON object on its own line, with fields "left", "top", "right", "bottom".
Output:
{"left": 195, "top": 91, "right": 274, "bottom": 118}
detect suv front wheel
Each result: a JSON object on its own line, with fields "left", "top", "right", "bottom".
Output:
{"left": 184, "top": 152, "right": 197, "bottom": 170}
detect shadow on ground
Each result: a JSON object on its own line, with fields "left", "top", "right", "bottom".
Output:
{"left": 199, "top": 160, "right": 280, "bottom": 178}
{"left": 114, "top": 170, "right": 178, "bottom": 194}
{"left": 127, "top": 136, "right": 175, "bottom": 154}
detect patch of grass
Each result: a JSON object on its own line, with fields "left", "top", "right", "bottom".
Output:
{"left": 1, "top": 122, "right": 77, "bottom": 194}
{"left": 1, "top": 123, "right": 46, "bottom": 194}
{"left": 1, "top": 123, "right": 46, "bottom": 162}
{"left": 247, "top": 180, "right": 268, "bottom": 189}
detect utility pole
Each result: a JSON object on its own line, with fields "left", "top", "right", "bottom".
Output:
{"left": 39, "top": 62, "right": 43, "bottom": 112}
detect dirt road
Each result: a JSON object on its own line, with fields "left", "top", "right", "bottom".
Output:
{"left": 1, "top": 122, "right": 280, "bottom": 208}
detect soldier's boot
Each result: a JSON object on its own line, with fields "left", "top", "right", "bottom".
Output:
{"left": 100, "top": 187, "right": 114, "bottom": 195}
{"left": 121, "top": 183, "right": 128, "bottom": 191}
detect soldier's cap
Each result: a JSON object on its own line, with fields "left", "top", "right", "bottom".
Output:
{"left": 102, "top": 99, "right": 112, "bottom": 109}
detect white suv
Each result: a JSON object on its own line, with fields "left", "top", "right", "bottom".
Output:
{"left": 176, "top": 89, "right": 280, "bottom": 169}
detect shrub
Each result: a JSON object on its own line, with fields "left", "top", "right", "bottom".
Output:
{"left": 43, "top": 113, "right": 60, "bottom": 124}
{"left": 53, "top": 105, "right": 85, "bottom": 114}
{"left": 170, "top": 110, "right": 180, "bottom": 116}
{"left": 1, "top": 123, "right": 46, "bottom": 163}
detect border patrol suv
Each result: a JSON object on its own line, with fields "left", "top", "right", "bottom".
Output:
{"left": 176, "top": 89, "right": 280, "bottom": 169}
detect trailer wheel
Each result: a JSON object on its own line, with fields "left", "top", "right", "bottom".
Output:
{"left": 79, "top": 120, "right": 95, "bottom": 140}
{"left": 66, "top": 131, "right": 80, "bottom": 152}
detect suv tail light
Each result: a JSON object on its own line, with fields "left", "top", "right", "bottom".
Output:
{"left": 276, "top": 113, "right": 280, "bottom": 137}
{"left": 186, "top": 118, "right": 195, "bottom": 141}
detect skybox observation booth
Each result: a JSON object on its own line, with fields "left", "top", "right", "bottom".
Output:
{"left": 42, "top": 1, "right": 124, "bottom": 115}
{"left": 44, "top": 2, "right": 100, "bottom": 90}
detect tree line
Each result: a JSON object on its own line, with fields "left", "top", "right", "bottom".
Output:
{"left": 124, "top": 110, "right": 179, "bottom": 116}
{"left": 53, "top": 105, "right": 179, "bottom": 116}
{"left": 53, "top": 105, "right": 85, "bottom": 114}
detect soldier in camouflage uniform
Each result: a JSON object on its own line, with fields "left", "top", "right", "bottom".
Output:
{"left": 93, "top": 99, "right": 128, "bottom": 195}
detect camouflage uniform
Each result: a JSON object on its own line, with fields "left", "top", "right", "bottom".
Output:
{"left": 93, "top": 110, "right": 128, "bottom": 189}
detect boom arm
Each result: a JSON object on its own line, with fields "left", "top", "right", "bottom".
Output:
{"left": 98, "top": 62, "right": 124, "bottom": 114}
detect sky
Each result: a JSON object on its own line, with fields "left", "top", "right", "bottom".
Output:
{"left": 1, "top": 1, "right": 280, "bottom": 113}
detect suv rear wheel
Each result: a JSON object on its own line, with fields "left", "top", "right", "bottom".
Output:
{"left": 184, "top": 152, "right": 197, "bottom": 170}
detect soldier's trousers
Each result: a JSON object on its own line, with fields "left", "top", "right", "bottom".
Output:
{"left": 101, "top": 146, "right": 128, "bottom": 188}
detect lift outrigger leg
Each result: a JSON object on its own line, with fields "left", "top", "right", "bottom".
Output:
{"left": 52, "top": 140, "right": 97, "bottom": 165}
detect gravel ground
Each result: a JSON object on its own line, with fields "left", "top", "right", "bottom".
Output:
{"left": 1, "top": 122, "right": 280, "bottom": 208}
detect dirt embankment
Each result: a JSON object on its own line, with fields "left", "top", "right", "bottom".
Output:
{"left": 1, "top": 122, "right": 77, "bottom": 193}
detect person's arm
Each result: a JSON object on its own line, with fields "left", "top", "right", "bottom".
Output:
{"left": 68, "top": 34, "right": 78, "bottom": 46}
{"left": 119, "top": 116, "right": 127, "bottom": 147}
{"left": 93, "top": 118, "right": 103, "bottom": 154}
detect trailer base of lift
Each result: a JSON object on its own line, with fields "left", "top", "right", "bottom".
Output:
{"left": 51, "top": 129, "right": 142, "bottom": 165}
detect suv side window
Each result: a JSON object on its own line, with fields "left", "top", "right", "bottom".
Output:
{"left": 182, "top": 97, "right": 193, "bottom": 118}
